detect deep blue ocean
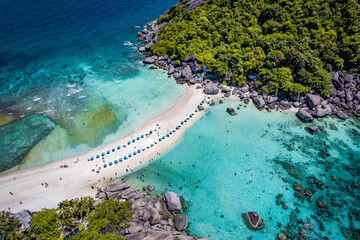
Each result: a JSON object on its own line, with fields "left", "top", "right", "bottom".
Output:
{"left": 0, "top": 0, "right": 359, "bottom": 239}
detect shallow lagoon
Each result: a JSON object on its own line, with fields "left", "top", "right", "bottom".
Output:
{"left": 125, "top": 100, "right": 360, "bottom": 239}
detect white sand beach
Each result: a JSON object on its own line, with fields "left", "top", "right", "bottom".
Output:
{"left": 0, "top": 85, "right": 208, "bottom": 212}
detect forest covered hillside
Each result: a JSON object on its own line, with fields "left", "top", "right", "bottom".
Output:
{"left": 151, "top": 0, "right": 360, "bottom": 96}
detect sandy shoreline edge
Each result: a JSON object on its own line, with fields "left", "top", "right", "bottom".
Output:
{"left": 0, "top": 85, "right": 207, "bottom": 212}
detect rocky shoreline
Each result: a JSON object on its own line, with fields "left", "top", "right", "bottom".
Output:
{"left": 136, "top": 2, "right": 360, "bottom": 125}
{"left": 96, "top": 180, "right": 208, "bottom": 240}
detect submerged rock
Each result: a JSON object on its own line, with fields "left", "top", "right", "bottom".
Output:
{"left": 305, "top": 126, "right": 318, "bottom": 134}
{"left": 226, "top": 107, "right": 237, "bottom": 116}
{"left": 0, "top": 114, "right": 56, "bottom": 171}
{"left": 147, "top": 185, "right": 154, "bottom": 192}
{"left": 336, "top": 111, "right": 348, "bottom": 120}
{"left": 242, "top": 212, "right": 265, "bottom": 231}
{"left": 293, "top": 182, "right": 303, "bottom": 191}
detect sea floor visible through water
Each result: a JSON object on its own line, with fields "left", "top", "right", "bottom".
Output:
{"left": 125, "top": 100, "right": 360, "bottom": 240}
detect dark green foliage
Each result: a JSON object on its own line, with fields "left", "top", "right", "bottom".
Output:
{"left": 3, "top": 198, "right": 131, "bottom": 240}
{"left": 152, "top": 0, "right": 360, "bottom": 96}
{"left": 0, "top": 211, "right": 21, "bottom": 239}
{"left": 69, "top": 199, "right": 132, "bottom": 240}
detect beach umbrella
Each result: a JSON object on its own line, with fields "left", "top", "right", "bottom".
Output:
{"left": 128, "top": 153, "right": 132, "bottom": 157}
{"left": 141, "top": 134, "right": 144, "bottom": 138}
{"left": 184, "top": 119, "right": 187, "bottom": 122}
{"left": 109, "top": 162, "right": 113, "bottom": 166}
{"left": 137, "top": 149, "right": 141, "bottom": 153}
{"left": 107, "top": 150, "right": 110, "bottom": 154}
{"left": 114, "top": 160, "right": 118, "bottom": 164}
{"left": 207, "top": 101, "right": 210, "bottom": 104}
{"left": 195, "top": 109, "right": 198, "bottom": 112}
{"left": 202, "top": 100, "right": 205, "bottom": 103}
{"left": 166, "top": 133, "right": 169, "bottom": 137}
{"left": 128, "top": 141, "right": 131, "bottom": 145}
{"left": 181, "top": 121, "right": 184, "bottom": 124}
{"left": 119, "top": 158, "right": 123, "bottom": 162}
{"left": 132, "top": 139, "right": 135, "bottom": 142}
{"left": 162, "top": 136, "right": 165, "bottom": 139}
{"left": 90, "top": 157, "right": 94, "bottom": 160}
{"left": 137, "top": 137, "right": 140, "bottom": 140}
{"left": 150, "top": 130, "right": 153, "bottom": 133}
{"left": 104, "top": 164, "right": 107, "bottom": 168}
{"left": 159, "top": 138, "right": 162, "bottom": 141}
{"left": 176, "top": 126, "right": 179, "bottom": 129}
{"left": 112, "top": 148, "right": 115, "bottom": 152}
{"left": 189, "top": 114, "right": 192, "bottom": 117}
{"left": 124, "top": 156, "right": 128, "bottom": 160}
{"left": 101, "top": 153, "right": 105, "bottom": 156}
{"left": 133, "top": 151, "right": 137, "bottom": 155}
{"left": 170, "top": 131, "right": 173, "bottom": 134}
{"left": 200, "top": 102, "right": 203, "bottom": 105}
{"left": 117, "top": 146, "right": 120, "bottom": 150}
{"left": 96, "top": 155, "right": 100, "bottom": 158}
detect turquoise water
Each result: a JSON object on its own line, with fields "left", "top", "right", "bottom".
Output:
{"left": 0, "top": 0, "right": 182, "bottom": 170}
{"left": 125, "top": 100, "right": 360, "bottom": 239}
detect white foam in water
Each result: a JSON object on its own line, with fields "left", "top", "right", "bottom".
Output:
{"left": 26, "top": 107, "right": 32, "bottom": 110}
{"left": 68, "top": 116, "right": 74, "bottom": 120}
{"left": 66, "top": 83, "right": 76, "bottom": 88}
{"left": 134, "top": 26, "right": 140, "bottom": 28}
{"left": 35, "top": 111, "right": 43, "bottom": 114}
{"left": 33, "top": 97, "right": 41, "bottom": 102}
{"left": 44, "top": 109, "right": 52, "bottom": 113}
{"left": 66, "top": 107, "right": 72, "bottom": 112}
{"left": 113, "top": 79, "right": 121, "bottom": 84}
{"left": 20, "top": 115, "right": 25, "bottom": 118}
{"left": 123, "top": 42, "right": 132, "bottom": 46}
{"left": 8, "top": 112, "right": 13, "bottom": 115}
{"left": 78, "top": 95, "right": 86, "bottom": 99}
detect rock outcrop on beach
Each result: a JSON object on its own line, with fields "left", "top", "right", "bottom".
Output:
{"left": 96, "top": 180, "right": 205, "bottom": 240}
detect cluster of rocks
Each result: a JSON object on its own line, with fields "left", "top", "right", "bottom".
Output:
{"left": 96, "top": 180, "right": 208, "bottom": 240}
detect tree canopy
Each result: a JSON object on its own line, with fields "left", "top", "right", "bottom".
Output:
{"left": 152, "top": 0, "right": 360, "bottom": 96}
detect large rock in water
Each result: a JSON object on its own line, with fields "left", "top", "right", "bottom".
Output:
{"left": 175, "top": 215, "right": 188, "bottom": 231}
{"left": 226, "top": 107, "right": 237, "bottom": 116}
{"left": 296, "top": 109, "right": 314, "bottom": 123}
{"left": 163, "top": 192, "right": 182, "bottom": 212}
{"left": 104, "top": 182, "right": 130, "bottom": 192}
{"left": 0, "top": 114, "right": 55, "bottom": 171}
{"left": 204, "top": 82, "right": 219, "bottom": 95}
{"left": 143, "top": 57, "right": 155, "bottom": 64}
{"left": 242, "top": 212, "right": 265, "bottom": 231}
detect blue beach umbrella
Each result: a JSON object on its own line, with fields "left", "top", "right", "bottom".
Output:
{"left": 90, "top": 157, "right": 94, "bottom": 160}
{"left": 200, "top": 102, "right": 203, "bottom": 105}
{"left": 119, "top": 158, "right": 123, "bottom": 162}
{"left": 189, "top": 114, "right": 192, "bottom": 117}
{"left": 195, "top": 109, "right": 198, "bottom": 112}
{"left": 101, "top": 153, "right": 105, "bottom": 156}
{"left": 162, "top": 136, "right": 165, "bottom": 139}
{"left": 159, "top": 138, "right": 162, "bottom": 141}
{"left": 166, "top": 133, "right": 169, "bottom": 137}
{"left": 132, "top": 139, "right": 135, "bottom": 142}
{"left": 96, "top": 155, "right": 100, "bottom": 158}
{"left": 176, "top": 126, "right": 179, "bottom": 129}
{"left": 133, "top": 151, "right": 137, "bottom": 155}
{"left": 104, "top": 164, "right": 107, "bottom": 168}
{"left": 109, "top": 162, "right": 113, "bottom": 166}
{"left": 137, "top": 137, "right": 140, "bottom": 140}
{"left": 128, "top": 153, "right": 132, "bottom": 157}
{"left": 112, "top": 148, "right": 115, "bottom": 152}
{"left": 117, "top": 146, "right": 120, "bottom": 150}
{"left": 170, "top": 131, "right": 173, "bottom": 134}
{"left": 141, "top": 134, "right": 144, "bottom": 138}
{"left": 150, "top": 130, "right": 153, "bottom": 133}
{"left": 107, "top": 150, "right": 110, "bottom": 154}
{"left": 124, "top": 156, "right": 128, "bottom": 160}
{"left": 128, "top": 141, "right": 131, "bottom": 145}
{"left": 137, "top": 149, "right": 141, "bottom": 153}
{"left": 114, "top": 160, "right": 118, "bottom": 164}
{"left": 202, "top": 100, "right": 205, "bottom": 103}
{"left": 207, "top": 101, "right": 210, "bottom": 104}
{"left": 181, "top": 121, "right": 184, "bottom": 124}
{"left": 184, "top": 119, "right": 188, "bottom": 122}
